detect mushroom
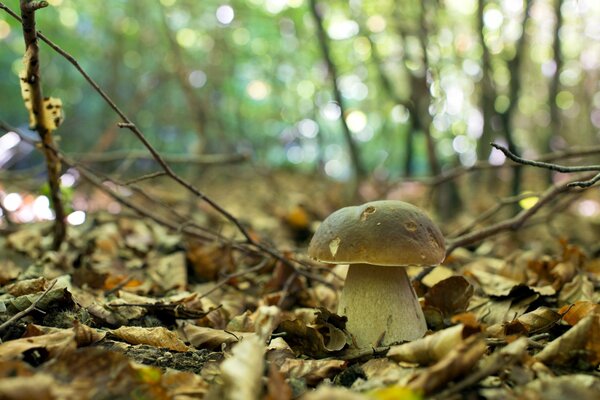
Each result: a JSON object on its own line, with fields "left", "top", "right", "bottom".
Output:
{"left": 308, "top": 200, "right": 445, "bottom": 348}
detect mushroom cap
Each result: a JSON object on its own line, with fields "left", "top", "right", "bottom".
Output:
{"left": 308, "top": 200, "right": 445, "bottom": 266}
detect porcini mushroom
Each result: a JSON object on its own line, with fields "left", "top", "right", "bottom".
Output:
{"left": 308, "top": 200, "right": 445, "bottom": 348}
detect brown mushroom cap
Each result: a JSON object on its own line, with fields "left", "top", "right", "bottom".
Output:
{"left": 308, "top": 200, "right": 445, "bottom": 266}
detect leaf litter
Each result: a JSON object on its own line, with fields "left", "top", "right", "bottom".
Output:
{"left": 1, "top": 208, "right": 599, "bottom": 400}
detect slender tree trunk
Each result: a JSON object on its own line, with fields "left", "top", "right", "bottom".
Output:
{"left": 502, "top": 0, "right": 533, "bottom": 199}
{"left": 547, "top": 0, "right": 564, "bottom": 183}
{"left": 309, "top": 0, "right": 365, "bottom": 180}
{"left": 19, "top": 0, "right": 66, "bottom": 249}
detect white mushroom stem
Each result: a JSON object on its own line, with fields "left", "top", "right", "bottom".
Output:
{"left": 338, "top": 264, "right": 427, "bottom": 348}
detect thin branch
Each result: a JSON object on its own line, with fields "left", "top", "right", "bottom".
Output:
{"left": 122, "top": 171, "right": 166, "bottom": 185}
{"left": 198, "top": 259, "right": 270, "bottom": 299}
{"left": 449, "top": 193, "right": 539, "bottom": 237}
{"left": 70, "top": 150, "right": 249, "bottom": 165}
{"left": 491, "top": 143, "right": 600, "bottom": 173}
{"left": 446, "top": 175, "right": 593, "bottom": 254}
{"left": 0, "top": 279, "right": 57, "bottom": 333}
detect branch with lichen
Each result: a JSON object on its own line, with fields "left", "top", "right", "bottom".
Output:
{"left": 18, "top": 0, "right": 66, "bottom": 249}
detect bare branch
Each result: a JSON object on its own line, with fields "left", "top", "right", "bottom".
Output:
{"left": 0, "top": 279, "right": 57, "bottom": 333}
{"left": 491, "top": 143, "right": 600, "bottom": 173}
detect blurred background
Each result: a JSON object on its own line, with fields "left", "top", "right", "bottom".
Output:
{"left": 1, "top": 0, "right": 600, "bottom": 234}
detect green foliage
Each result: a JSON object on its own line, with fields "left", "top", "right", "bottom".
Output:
{"left": 1, "top": 0, "right": 599, "bottom": 179}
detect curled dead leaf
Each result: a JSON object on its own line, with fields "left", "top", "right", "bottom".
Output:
{"left": 179, "top": 323, "right": 254, "bottom": 350}
{"left": 219, "top": 335, "right": 266, "bottom": 400}
{"left": 111, "top": 326, "right": 190, "bottom": 352}
{"left": 280, "top": 358, "right": 346, "bottom": 386}
{"left": 408, "top": 335, "right": 487, "bottom": 395}
{"left": 387, "top": 324, "right": 469, "bottom": 365}
{"left": 559, "top": 301, "right": 600, "bottom": 326}
{"left": 534, "top": 314, "right": 600, "bottom": 367}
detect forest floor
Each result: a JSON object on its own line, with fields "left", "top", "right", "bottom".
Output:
{"left": 0, "top": 168, "right": 599, "bottom": 400}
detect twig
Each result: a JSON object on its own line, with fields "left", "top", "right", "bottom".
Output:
{"left": 103, "top": 276, "right": 135, "bottom": 296}
{"left": 446, "top": 174, "right": 593, "bottom": 255}
{"left": 198, "top": 259, "right": 270, "bottom": 299}
{"left": 122, "top": 171, "right": 166, "bottom": 185}
{"left": 449, "top": 192, "right": 539, "bottom": 237}
{"left": 17, "top": 0, "right": 66, "bottom": 249}
{"left": 0, "top": 279, "right": 57, "bottom": 333}
{"left": 277, "top": 271, "right": 300, "bottom": 308}
{"left": 70, "top": 150, "right": 249, "bottom": 165}
{"left": 418, "top": 143, "right": 600, "bottom": 186}
{"left": 491, "top": 143, "right": 600, "bottom": 174}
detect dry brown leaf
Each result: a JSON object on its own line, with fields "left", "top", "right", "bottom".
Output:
{"left": 266, "top": 362, "right": 293, "bottom": 400}
{"left": 0, "top": 329, "right": 77, "bottom": 360}
{"left": 111, "top": 326, "right": 190, "bottom": 352}
{"left": 501, "top": 307, "right": 561, "bottom": 336}
{"left": 280, "top": 358, "right": 346, "bottom": 386}
{"left": 559, "top": 301, "right": 600, "bottom": 326}
{"left": 276, "top": 319, "right": 348, "bottom": 357}
{"left": 160, "top": 369, "right": 210, "bottom": 399}
{"left": 186, "top": 241, "right": 235, "bottom": 281}
{"left": 359, "top": 358, "right": 413, "bottom": 387}
{"left": 275, "top": 308, "right": 349, "bottom": 358}
{"left": 300, "top": 386, "right": 368, "bottom": 400}
{"left": 148, "top": 251, "right": 187, "bottom": 292}
{"left": 558, "top": 274, "right": 595, "bottom": 305}
{"left": 6, "top": 277, "right": 47, "bottom": 296}
{"left": 219, "top": 335, "right": 266, "bottom": 400}
{"left": 424, "top": 276, "right": 473, "bottom": 318}
{"left": 0, "top": 373, "right": 67, "bottom": 400}
{"left": 42, "top": 347, "right": 169, "bottom": 399}
{"left": 534, "top": 314, "right": 600, "bottom": 367}
{"left": 408, "top": 335, "right": 487, "bottom": 395}
{"left": 520, "top": 374, "right": 600, "bottom": 400}
{"left": 388, "top": 324, "right": 468, "bottom": 365}
{"left": 0, "top": 259, "right": 22, "bottom": 285}
{"left": 179, "top": 323, "right": 254, "bottom": 350}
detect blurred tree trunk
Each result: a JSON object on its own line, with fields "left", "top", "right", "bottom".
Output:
{"left": 547, "top": 0, "right": 564, "bottom": 183}
{"left": 500, "top": 0, "right": 533, "bottom": 198}
{"left": 309, "top": 0, "right": 365, "bottom": 181}
{"left": 411, "top": 0, "right": 461, "bottom": 220}
{"left": 476, "top": 0, "right": 496, "bottom": 163}
{"left": 158, "top": 3, "right": 207, "bottom": 154}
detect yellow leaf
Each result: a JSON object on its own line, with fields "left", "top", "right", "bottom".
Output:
{"left": 368, "top": 385, "right": 423, "bottom": 400}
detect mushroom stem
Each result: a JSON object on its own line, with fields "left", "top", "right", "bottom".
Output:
{"left": 338, "top": 264, "right": 427, "bottom": 348}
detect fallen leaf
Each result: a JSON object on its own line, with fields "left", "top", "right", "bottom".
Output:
{"left": 179, "top": 323, "right": 254, "bottom": 350}
{"left": 534, "top": 314, "right": 600, "bottom": 367}
{"left": 368, "top": 385, "right": 423, "bottom": 400}
{"left": 111, "top": 326, "right": 190, "bottom": 352}
{"left": 408, "top": 335, "right": 487, "bottom": 395}
{"left": 559, "top": 301, "right": 600, "bottom": 326}
{"left": 558, "top": 274, "right": 595, "bottom": 305}
{"left": 388, "top": 324, "right": 469, "bottom": 365}
{"left": 219, "top": 335, "right": 266, "bottom": 400}
{"left": 6, "top": 277, "right": 47, "bottom": 296}
{"left": 0, "top": 322, "right": 104, "bottom": 362}
{"left": 266, "top": 362, "right": 293, "bottom": 400}
{"left": 300, "top": 385, "right": 367, "bottom": 400}
{"left": 519, "top": 374, "right": 600, "bottom": 400}
{"left": 147, "top": 251, "right": 187, "bottom": 292}
{"left": 424, "top": 276, "right": 473, "bottom": 318}
{"left": 280, "top": 359, "right": 346, "bottom": 386}
{"left": 497, "top": 307, "right": 561, "bottom": 336}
